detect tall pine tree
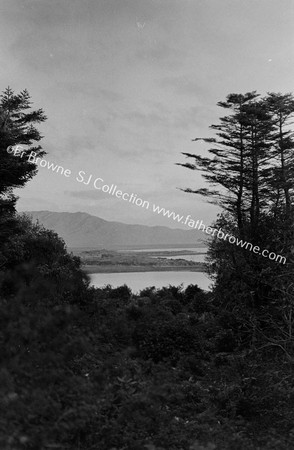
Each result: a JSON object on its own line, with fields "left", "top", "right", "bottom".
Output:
{"left": 0, "top": 87, "right": 46, "bottom": 244}
{"left": 178, "top": 91, "right": 294, "bottom": 308}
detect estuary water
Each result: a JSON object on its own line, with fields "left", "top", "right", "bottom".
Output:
{"left": 89, "top": 247, "right": 211, "bottom": 293}
{"left": 90, "top": 271, "right": 211, "bottom": 294}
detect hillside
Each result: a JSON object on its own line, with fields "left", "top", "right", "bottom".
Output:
{"left": 24, "top": 211, "right": 206, "bottom": 248}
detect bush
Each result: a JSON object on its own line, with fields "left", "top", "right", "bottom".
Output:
{"left": 133, "top": 314, "right": 202, "bottom": 363}
{"left": 0, "top": 214, "right": 90, "bottom": 305}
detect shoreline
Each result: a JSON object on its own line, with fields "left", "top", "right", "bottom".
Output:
{"left": 83, "top": 264, "right": 206, "bottom": 274}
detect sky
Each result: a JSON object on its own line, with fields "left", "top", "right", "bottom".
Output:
{"left": 1, "top": 0, "right": 294, "bottom": 228}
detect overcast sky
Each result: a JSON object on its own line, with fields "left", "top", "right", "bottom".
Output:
{"left": 1, "top": 0, "right": 294, "bottom": 228}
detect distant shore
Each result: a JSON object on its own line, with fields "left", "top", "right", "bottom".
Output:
{"left": 83, "top": 264, "right": 206, "bottom": 273}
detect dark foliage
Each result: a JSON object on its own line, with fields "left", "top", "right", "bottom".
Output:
{"left": 2, "top": 257, "right": 294, "bottom": 449}
{"left": 0, "top": 87, "right": 46, "bottom": 244}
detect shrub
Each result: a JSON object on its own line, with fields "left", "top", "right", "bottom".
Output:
{"left": 133, "top": 315, "right": 202, "bottom": 363}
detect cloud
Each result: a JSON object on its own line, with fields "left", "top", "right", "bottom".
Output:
{"left": 47, "top": 81, "right": 123, "bottom": 103}
{"left": 10, "top": 32, "right": 88, "bottom": 74}
{"left": 16, "top": 196, "right": 61, "bottom": 212}
{"left": 65, "top": 190, "right": 106, "bottom": 200}
{"left": 2, "top": 0, "right": 70, "bottom": 29}
{"left": 172, "top": 105, "right": 218, "bottom": 132}
{"left": 159, "top": 75, "right": 208, "bottom": 99}
{"left": 125, "top": 109, "right": 169, "bottom": 128}
{"left": 132, "top": 40, "right": 184, "bottom": 68}
{"left": 65, "top": 178, "right": 160, "bottom": 200}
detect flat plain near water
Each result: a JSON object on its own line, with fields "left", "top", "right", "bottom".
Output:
{"left": 80, "top": 247, "right": 207, "bottom": 273}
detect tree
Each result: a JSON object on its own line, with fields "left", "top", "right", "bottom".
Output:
{"left": 178, "top": 91, "right": 294, "bottom": 309}
{"left": 265, "top": 93, "right": 294, "bottom": 217}
{"left": 0, "top": 87, "right": 46, "bottom": 243}
{"left": 177, "top": 92, "right": 278, "bottom": 240}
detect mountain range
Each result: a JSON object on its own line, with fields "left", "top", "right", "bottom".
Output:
{"left": 24, "top": 211, "right": 206, "bottom": 249}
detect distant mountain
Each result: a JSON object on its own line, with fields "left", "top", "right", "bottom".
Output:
{"left": 24, "top": 211, "right": 207, "bottom": 249}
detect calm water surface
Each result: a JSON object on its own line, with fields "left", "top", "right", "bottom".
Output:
{"left": 90, "top": 271, "right": 212, "bottom": 293}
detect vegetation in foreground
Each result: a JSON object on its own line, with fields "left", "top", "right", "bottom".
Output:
{"left": 1, "top": 218, "right": 294, "bottom": 449}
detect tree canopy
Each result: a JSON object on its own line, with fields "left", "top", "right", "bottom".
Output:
{"left": 0, "top": 87, "right": 46, "bottom": 243}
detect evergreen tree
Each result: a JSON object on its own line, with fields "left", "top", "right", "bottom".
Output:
{"left": 265, "top": 93, "right": 294, "bottom": 217}
{"left": 177, "top": 92, "right": 275, "bottom": 239}
{"left": 178, "top": 91, "right": 294, "bottom": 308}
{"left": 0, "top": 87, "right": 46, "bottom": 243}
